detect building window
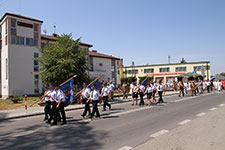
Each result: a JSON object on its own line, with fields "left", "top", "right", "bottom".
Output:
{"left": 5, "top": 20, "right": 7, "bottom": 35}
{"left": 176, "top": 67, "right": 187, "bottom": 72}
{"left": 11, "top": 19, "right": 17, "bottom": 36}
{"left": 159, "top": 68, "right": 170, "bottom": 73}
{"left": 34, "top": 24, "right": 38, "bottom": 32}
{"left": 34, "top": 53, "right": 39, "bottom": 72}
{"left": 34, "top": 39, "right": 38, "bottom": 46}
{"left": 26, "top": 38, "right": 31, "bottom": 46}
{"left": 5, "top": 36, "right": 7, "bottom": 45}
{"left": 34, "top": 75, "right": 39, "bottom": 88}
{"left": 144, "top": 68, "right": 154, "bottom": 73}
{"left": 0, "top": 32, "right": 2, "bottom": 49}
{"left": 127, "top": 69, "right": 138, "bottom": 74}
{"left": 11, "top": 36, "right": 16, "bottom": 44}
{"left": 19, "top": 37, "right": 24, "bottom": 45}
{"left": 193, "top": 66, "right": 202, "bottom": 71}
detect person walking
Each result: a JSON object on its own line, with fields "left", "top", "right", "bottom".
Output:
{"left": 81, "top": 83, "right": 91, "bottom": 118}
{"left": 41, "top": 85, "right": 51, "bottom": 121}
{"left": 157, "top": 80, "right": 165, "bottom": 103}
{"left": 152, "top": 82, "right": 157, "bottom": 103}
{"left": 178, "top": 81, "right": 185, "bottom": 97}
{"left": 206, "top": 80, "right": 211, "bottom": 93}
{"left": 101, "top": 83, "right": 111, "bottom": 111}
{"left": 46, "top": 85, "right": 57, "bottom": 125}
{"left": 56, "top": 85, "right": 67, "bottom": 125}
{"left": 122, "top": 80, "right": 128, "bottom": 99}
{"left": 138, "top": 81, "right": 145, "bottom": 106}
{"left": 191, "top": 81, "right": 197, "bottom": 96}
{"left": 108, "top": 81, "right": 115, "bottom": 101}
{"left": 131, "top": 82, "right": 139, "bottom": 105}
{"left": 145, "top": 83, "right": 153, "bottom": 107}
{"left": 89, "top": 85, "right": 101, "bottom": 119}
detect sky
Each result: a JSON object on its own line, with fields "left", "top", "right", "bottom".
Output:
{"left": 0, "top": 0, "right": 225, "bottom": 75}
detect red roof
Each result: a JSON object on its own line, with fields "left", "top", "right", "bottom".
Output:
{"left": 89, "top": 51, "right": 120, "bottom": 60}
{"left": 41, "top": 34, "right": 93, "bottom": 48}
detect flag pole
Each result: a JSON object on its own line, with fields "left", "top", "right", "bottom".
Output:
{"left": 60, "top": 75, "right": 77, "bottom": 87}
{"left": 141, "top": 76, "right": 148, "bottom": 85}
{"left": 70, "top": 78, "right": 99, "bottom": 105}
{"left": 29, "top": 75, "right": 77, "bottom": 107}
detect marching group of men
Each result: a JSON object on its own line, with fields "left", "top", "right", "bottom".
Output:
{"left": 40, "top": 78, "right": 223, "bottom": 126}
{"left": 41, "top": 81, "right": 115, "bottom": 125}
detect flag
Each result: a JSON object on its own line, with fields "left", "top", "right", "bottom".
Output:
{"left": 88, "top": 78, "right": 100, "bottom": 89}
{"left": 142, "top": 79, "right": 148, "bottom": 86}
{"left": 60, "top": 79, "right": 74, "bottom": 107}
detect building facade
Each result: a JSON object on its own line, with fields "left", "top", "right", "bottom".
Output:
{"left": 124, "top": 61, "right": 211, "bottom": 84}
{"left": 0, "top": 13, "right": 121, "bottom": 98}
{"left": 0, "top": 13, "right": 43, "bottom": 98}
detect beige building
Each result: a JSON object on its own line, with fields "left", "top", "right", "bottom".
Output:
{"left": 123, "top": 61, "right": 211, "bottom": 84}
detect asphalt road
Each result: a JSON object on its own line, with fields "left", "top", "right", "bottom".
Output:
{"left": 0, "top": 91, "right": 224, "bottom": 150}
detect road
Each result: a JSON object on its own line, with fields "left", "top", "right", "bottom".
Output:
{"left": 0, "top": 91, "right": 224, "bottom": 150}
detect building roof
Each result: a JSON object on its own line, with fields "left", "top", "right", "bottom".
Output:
{"left": 125, "top": 61, "right": 210, "bottom": 68}
{"left": 0, "top": 13, "right": 43, "bottom": 24}
{"left": 89, "top": 50, "right": 120, "bottom": 60}
{"left": 41, "top": 34, "right": 93, "bottom": 48}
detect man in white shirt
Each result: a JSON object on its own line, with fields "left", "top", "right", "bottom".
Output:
{"left": 157, "top": 80, "right": 165, "bottom": 103}
{"left": 55, "top": 85, "right": 66, "bottom": 125}
{"left": 42, "top": 85, "right": 51, "bottom": 121}
{"left": 206, "top": 80, "right": 211, "bottom": 93}
{"left": 81, "top": 83, "right": 91, "bottom": 118}
{"left": 131, "top": 82, "right": 139, "bottom": 105}
{"left": 88, "top": 84, "right": 101, "bottom": 119}
{"left": 46, "top": 85, "right": 57, "bottom": 124}
{"left": 108, "top": 81, "right": 115, "bottom": 101}
{"left": 101, "top": 83, "right": 111, "bottom": 111}
{"left": 138, "top": 82, "right": 145, "bottom": 106}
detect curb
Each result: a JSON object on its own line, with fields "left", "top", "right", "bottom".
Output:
{"left": 0, "top": 92, "right": 179, "bottom": 121}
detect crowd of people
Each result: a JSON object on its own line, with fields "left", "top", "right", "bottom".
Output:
{"left": 40, "top": 78, "right": 224, "bottom": 126}
{"left": 40, "top": 81, "right": 115, "bottom": 125}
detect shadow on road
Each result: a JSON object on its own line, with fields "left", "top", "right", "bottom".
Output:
{"left": 0, "top": 119, "right": 107, "bottom": 150}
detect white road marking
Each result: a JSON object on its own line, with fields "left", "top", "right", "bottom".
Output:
{"left": 11, "top": 130, "right": 36, "bottom": 137}
{"left": 178, "top": 120, "right": 191, "bottom": 125}
{"left": 209, "top": 107, "right": 217, "bottom": 111}
{"left": 218, "top": 104, "right": 225, "bottom": 107}
{"left": 150, "top": 129, "right": 169, "bottom": 138}
{"left": 118, "top": 146, "right": 132, "bottom": 150}
{"left": 196, "top": 112, "right": 206, "bottom": 117}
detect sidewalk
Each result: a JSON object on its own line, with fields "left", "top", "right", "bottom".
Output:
{"left": 133, "top": 104, "right": 225, "bottom": 150}
{"left": 0, "top": 91, "right": 179, "bottom": 120}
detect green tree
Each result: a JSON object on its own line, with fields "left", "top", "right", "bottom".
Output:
{"left": 220, "top": 72, "right": 225, "bottom": 77}
{"left": 38, "top": 33, "right": 89, "bottom": 85}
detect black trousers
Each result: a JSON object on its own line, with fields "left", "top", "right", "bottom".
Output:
{"left": 44, "top": 101, "right": 51, "bottom": 119}
{"left": 58, "top": 102, "right": 66, "bottom": 123}
{"left": 207, "top": 86, "right": 210, "bottom": 93}
{"left": 91, "top": 100, "right": 100, "bottom": 118}
{"left": 158, "top": 91, "right": 164, "bottom": 103}
{"left": 82, "top": 98, "right": 91, "bottom": 116}
{"left": 103, "top": 96, "right": 111, "bottom": 110}
{"left": 49, "top": 101, "right": 57, "bottom": 124}
{"left": 139, "top": 92, "right": 144, "bottom": 106}
{"left": 179, "top": 87, "right": 185, "bottom": 96}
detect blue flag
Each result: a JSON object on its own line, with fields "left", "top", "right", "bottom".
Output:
{"left": 88, "top": 79, "right": 100, "bottom": 89}
{"left": 60, "top": 79, "right": 74, "bottom": 107}
{"left": 142, "top": 79, "right": 148, "bottom": 86}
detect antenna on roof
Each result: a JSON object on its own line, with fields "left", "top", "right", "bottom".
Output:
{"left": 168, "top": 56, "right": 171, "bottom": 64}
{"left": 53, "top": 24, "right": 56, "bottom": 34}
{"left": 43, "top": 28, "right": 47, "bottom": 35}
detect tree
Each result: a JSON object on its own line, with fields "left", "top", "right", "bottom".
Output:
{"left": 38, "top": 33, "right": 89, "bottom": 85}
{"left": 220, "top": 72, "right": 225, "bottom": 77}
{"left": 180, "top": 58, "right": 186, "bottom": 64}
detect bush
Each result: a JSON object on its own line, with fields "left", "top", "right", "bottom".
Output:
{"left": 11, "top": 96, "right": 23, "bottom": 104}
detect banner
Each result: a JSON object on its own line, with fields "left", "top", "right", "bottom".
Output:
{"left": 142, "top": 79, "right": 148, "bottom": 86}
{"left": 88, "top": 78, "right": 100, "bottom": 89}
{"left": 60, "top": 79, "right": 74, "bottom": 106}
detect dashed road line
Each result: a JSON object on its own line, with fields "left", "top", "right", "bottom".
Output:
{"left": 150, "top": 129, "right": 169, "bottom": 138}
{"left": 118, "top": 146, "right": 132, "bottom": 150}
{"left": 196, "top": 112, "right": 206, "bottom": 117}
{"left": 218, "top": 104, "right": 225, "bottom": 107}
{"left": 209, "top": 107, "right": 217, "bottom": 111}
{"left": 178, "top": 119, "right": 191, "bottom": 125}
